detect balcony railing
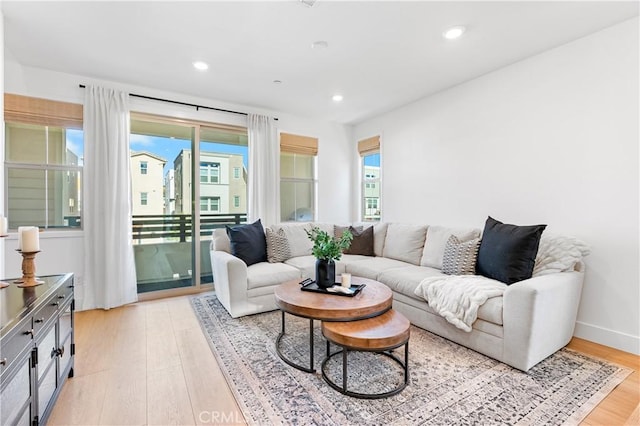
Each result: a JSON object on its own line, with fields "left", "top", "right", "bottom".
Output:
{"left": 132, "top": 213, "right": 246, "bottom": 242}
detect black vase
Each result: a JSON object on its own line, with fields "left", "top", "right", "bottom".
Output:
{"left": 315, "top": 258, "right": 336, "bottom": 289}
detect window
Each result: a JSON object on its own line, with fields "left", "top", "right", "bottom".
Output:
{"left": 4, "top": 95, "right": 84, "bottom": 229}
{"left": 200, "top": 162, "right": 220, "bottom": 183}
{"left": 140, "top": 192, "right": 148, "bottom": 206}
{"left": 234, "top": 196, "right": 240, "bottom": 208}
{"left": 233, "top": 167, "right": 241, "bottom": 179}
{"left": 359, "top": 136, "right": 381, "bottom": 222}
{"left": 280, "top": 132, "right": 318, "bottom": 222}
{"left": 200, "top": 196, "right": 220, "bottom": 212}
{"left": 140, "top": 161, "right": 148, "bottom": 175}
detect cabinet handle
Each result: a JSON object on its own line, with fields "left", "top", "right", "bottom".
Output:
{"left": 35, "top": 318, "right": 45, "bottom": 323}
{"left": 51, "top": 302, "right": 60, "bottom": 307}
{"left": 51, "top": 347, "right": 65, "bottom": 358}
{"left": 0, "top": 358, "right": 6, "bottom": 366}
{"left": 23, "top": 329, "right": 34, "bottom": 337}
{"left": 58, "top": 295, "right": 65, "bottom": 299}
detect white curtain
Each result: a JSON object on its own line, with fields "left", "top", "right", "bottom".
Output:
{"left": 248, "top": 114, "right": 280, "bottom": 226}
{"left": 82, "top": 86, "right": 137, "bottom": 310}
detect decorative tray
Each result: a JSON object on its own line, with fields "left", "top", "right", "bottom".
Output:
{"left": 300, "top": 280, "right": 366, "bottom": 297}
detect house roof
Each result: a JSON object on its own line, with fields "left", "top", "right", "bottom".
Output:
{"left": 131, "top": 151, "right": 167, "bottom": 164}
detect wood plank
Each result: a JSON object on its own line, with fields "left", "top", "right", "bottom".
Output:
{"left": 175, "top": 327, "right": 246, "bottom": 425}
{"left": 98, "top": 365, "right": 147, "bottom": 425}
{"left": 147, "top": 365, "right": 195, "bottom": 425}
{"left": 46, "top": 371, "right": 108, "bottom": 425}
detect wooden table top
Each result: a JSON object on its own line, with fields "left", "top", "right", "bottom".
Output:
{"left": 322, "top": 309, "right": 410, "bottom": 350}
{"left": 274, "top": 276, "right": 392, "bottom": 322}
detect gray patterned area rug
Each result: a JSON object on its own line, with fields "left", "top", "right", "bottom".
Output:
{"left": 191, "top": 294, "right": 631, "bottom": 425}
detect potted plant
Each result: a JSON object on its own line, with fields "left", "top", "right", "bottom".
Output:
{"left": 306, "top": 227, "right": 353, "bottom": 288}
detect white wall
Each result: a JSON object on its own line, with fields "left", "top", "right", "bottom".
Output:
{"left": 354, "top": 18, "right": 639, "bottom": 354}
{"left": 3, "top": 62, "right": 353, "bottom": 307}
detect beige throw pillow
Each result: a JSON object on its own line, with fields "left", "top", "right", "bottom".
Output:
{"left": 266, "top": 227, "right": 291, "bottom": 263}
{"left": 442, "top": 236, "right": 480, "bottom": 275}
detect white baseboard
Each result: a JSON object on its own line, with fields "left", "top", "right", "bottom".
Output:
{"left": 574, "top": 321, "right": 640, "bottom": 355}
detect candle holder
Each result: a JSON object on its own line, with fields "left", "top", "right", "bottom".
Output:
{"left": 0, "top": 235, "right": 8, "bottom": 288}
{"left": 14, "top": 250, "right": 44, "bottom": 288}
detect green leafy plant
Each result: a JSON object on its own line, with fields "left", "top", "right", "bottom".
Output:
{"left": 306, "top": 227, "right": 353, "bottom": 261}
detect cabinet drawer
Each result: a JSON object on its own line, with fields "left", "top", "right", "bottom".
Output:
{"left": 32, "top": 302, "right": 58, "bottom": 336}
{"left": 0, "top": 323, "right": 34, "bottom": 376}
{"left": 56, "top": 283, "right": 74, "bottom": 305}
{"left": 1, "top": 359, "right": 31, "bottom": 426}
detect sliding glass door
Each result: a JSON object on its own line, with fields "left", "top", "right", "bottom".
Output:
{"left": 130, "top": 116, "right": 248, "bottom": 295}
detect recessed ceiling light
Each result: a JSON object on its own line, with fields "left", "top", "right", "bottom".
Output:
{"left": 311, "top": 41, "right": 328, "bottom": 50}
{"left": 332, "top": 94, "right": 343, "bottom": 102}
{"left": 299, "top": 0, "right": 317, "bottom": 7}
{"left": 273, "top": 80, "right": 282, "bottom": 84}
{"left": 443, "top": 26, "right": 466, "bottom": 40}
{"left": 192, "top": 61, "right": 209, "bottom": 71}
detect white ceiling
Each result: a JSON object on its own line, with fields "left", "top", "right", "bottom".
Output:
{"left": 2, "top": 1, "right": 638, "bottom": 124}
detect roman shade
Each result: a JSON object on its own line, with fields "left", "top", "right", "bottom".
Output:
{"left": 280, "top": 132, "right": 318, "bottom": 156}
{"left": 5, "top": 93, "right": 83, "bottom": 129}
{"left": 358, "top": 135, "right": 380, "bottom": 156}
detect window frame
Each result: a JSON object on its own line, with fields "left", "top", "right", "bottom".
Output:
{"left": 358, "top": 135, "right": 381, "bottom": 222}
{"left": 4, "top": 120, "right": 84, "bottom": 230}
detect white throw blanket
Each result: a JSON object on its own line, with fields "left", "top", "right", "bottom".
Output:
{"left": 414, "top": 275, "right": 507, "bottom": 332}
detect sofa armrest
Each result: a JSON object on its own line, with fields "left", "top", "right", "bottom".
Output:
{"left": 210, "top": 250, "right": 248, "bottom": 318}
{"left": 502, "top": 267, "right": 584, "bottom": 370}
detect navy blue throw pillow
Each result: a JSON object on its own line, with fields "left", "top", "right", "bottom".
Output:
{"left": 226, "top": 219, "right": 267, "bottom": 267}
{"left": 476, "top": 216, "right": 546, "bottom": 285}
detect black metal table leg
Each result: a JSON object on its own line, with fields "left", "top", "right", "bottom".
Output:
{"left": 275, "top": 311, "right": 316, "bottom": 373}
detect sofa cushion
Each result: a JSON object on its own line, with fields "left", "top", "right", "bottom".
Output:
{"left": 382, "top": 223, "right": 428, "bottom": 265}
{"left": 442, "top": 236, "right": 481, "bottom": 275}
{"left": 378, "top": 265, "right": 443, "bottom": 300}
{"left": 246, "top": 262, "right": 300, "bottom": 290}
{"left": 285, "top": 255, "right": 318, "bottom": 280}
{"left": 211, "top": 228, "right": 230, "bottom": 253}
{"left": 345, "top": 257, "right": 412, "bottom": 280}
{"left": 271, "top": 223, "right": 313, "bottom": 257}
{"left": 266, "top": 227, "right": 290, "bottom": 263}
{"left": 226, "top": 219, "right": 267, "bottom": 266}
{"left": 421, "top": 226, "right": 480, "bottom": 269}
{"left": 476, "top": 216, "right": 546, "bottom": 284}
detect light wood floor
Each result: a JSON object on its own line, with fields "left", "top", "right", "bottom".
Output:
{"left": 48, "top": 295, "right": 639, "bottom": 425}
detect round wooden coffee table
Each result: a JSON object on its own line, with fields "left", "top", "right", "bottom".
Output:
{"left": 274, "top": 277, "right": 392, "bottom": 373}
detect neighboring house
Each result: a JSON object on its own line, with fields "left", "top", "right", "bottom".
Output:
{"left": 130, "top": 151, "right": 166, "bottom": 216}
{"left": 164, "top": 169, "right": 175, "bottom": 215}
{"left": 173, "top": 149, "right": 247, "bottom": 216}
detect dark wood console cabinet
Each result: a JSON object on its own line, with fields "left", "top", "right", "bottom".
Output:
{"left": 1, "top": 273, "right": 74, "bottom": 425}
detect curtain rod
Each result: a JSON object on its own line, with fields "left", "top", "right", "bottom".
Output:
{"left": 79, "top": 84, "right": 278, "bottom": 120}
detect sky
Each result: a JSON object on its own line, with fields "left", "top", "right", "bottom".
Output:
{"left": 65, "top": 130, "right": 249, "bottom": 174}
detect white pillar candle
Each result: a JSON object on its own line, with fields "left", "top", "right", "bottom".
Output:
{"left": 20, "top": 227, "right": 40, "bottom": 252}
{"left": 341, "top": 273, "right": 352, "bottom": 288}
{"left": 17, "top": 226, "right": 27, "bottom": 250}
{"left": 0, "top": 216, "right": 7, "bottom": 235}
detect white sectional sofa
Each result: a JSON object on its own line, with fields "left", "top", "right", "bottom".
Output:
{"left": 210, "top": 222, "right": 586, "bottom": 371}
